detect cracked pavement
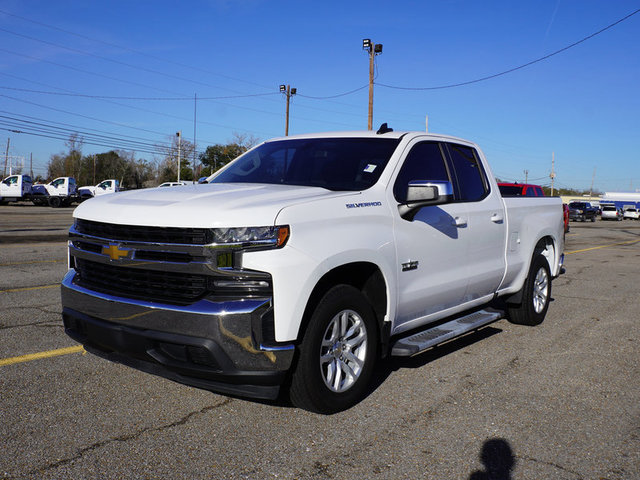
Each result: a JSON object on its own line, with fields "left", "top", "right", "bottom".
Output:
{"left": 0, "top": 206, "right": 638, "bottom": 479}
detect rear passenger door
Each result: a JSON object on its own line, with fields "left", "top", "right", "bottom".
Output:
{"left": 443, "top": 143, "right": 505, "bottom": 302}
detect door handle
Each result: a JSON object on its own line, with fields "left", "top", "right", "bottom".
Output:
{"left": 491, "top": 213, "right": 504, "bottom": 223}
{"left": 454, "top": 216, "right": 467, "bottom": 227}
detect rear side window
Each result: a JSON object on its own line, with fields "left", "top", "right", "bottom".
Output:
{"left": 393, "top": 142, "right": 450, "bottom": 203}
{"left": 446, "top": 143, "right": 488, "bottom": 202}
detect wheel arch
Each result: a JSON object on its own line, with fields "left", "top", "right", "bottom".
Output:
{"left": 534, "top": 235, "right": 558, "bottom": 275}
{"left": 297, "top": 262, "right": 389, "bottom": 352}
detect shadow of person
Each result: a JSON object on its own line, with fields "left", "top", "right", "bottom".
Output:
{"left": 469, "top": 438, "right": 515, "bottom": 480}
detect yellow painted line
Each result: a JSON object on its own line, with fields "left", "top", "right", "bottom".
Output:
{"left": 566, "top": 239, "right": 640, "bottom": 255}
{"left": 0, "top": 259, "right": 64, "bottom": 266}
{"left": 0, "top": 284, "right": 58, "bottom": 293}
{"left": 0, "top": 345, "right": 84, "bottom": 367}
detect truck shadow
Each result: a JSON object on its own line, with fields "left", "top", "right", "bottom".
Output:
{"left": 368, "top": 325, "right": 503, "bottom": 393}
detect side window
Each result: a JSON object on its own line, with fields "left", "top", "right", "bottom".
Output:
{"left": 535, "top": 187, "right": 544, "bottom": 196}
{"left": 446, "top": 143, "right": 487, "bottom": 202}
{"left": 393, "top": 142, "right": 449, "bottom": 203}
{"left": 525, "top": 187, "right": 534, "bottom": 196}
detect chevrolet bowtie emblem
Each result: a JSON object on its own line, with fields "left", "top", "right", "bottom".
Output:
{"left": 102, "top": 243, "right": 130, "bottom": 261}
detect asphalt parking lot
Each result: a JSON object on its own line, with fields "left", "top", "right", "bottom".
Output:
{"left": 1, "top": 204, "right": 638, "bottom": 479}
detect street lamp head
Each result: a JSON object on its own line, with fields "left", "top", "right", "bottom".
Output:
{"left": 374, "top": 43, "right": 383, "bottom": 54}
{"left": 279, "top": 84, "right": 286, "bottom": 92}
{"left": 362, "top": 38, "right": 372, "bottom": 51}
{"left": 291, "top": 88, "right": 297, "bottom": 95}
{"left": 176, "top": 131, "right": 181, "bottom": 137}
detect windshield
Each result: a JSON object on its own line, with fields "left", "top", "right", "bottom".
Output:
{"left": 210, "top": 137, "right": 400, "bottom": 191}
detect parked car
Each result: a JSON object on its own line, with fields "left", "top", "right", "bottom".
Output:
{"left": 498, "top": 183, "right": 545, "bottom": 197}
{"left": 158, "top": 181, "right": 189, "bottom": 187}
{"left": 601, "top": 205, "right": 623, "bottom": 221}
{"left": 563, "top": 204, "right": 570, "bottom": 233}
{"left": 78, "top": 179, "right": 120, "bottom": 200}
{"left": 568, "top": 201, "right": 597, "bottom": 222}
{"left": 623, "top": 208, "right": 639, "bottom": 220}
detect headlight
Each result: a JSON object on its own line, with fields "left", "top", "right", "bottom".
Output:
{"left": 212, "top": 225, "right": 289, "bottom": 249}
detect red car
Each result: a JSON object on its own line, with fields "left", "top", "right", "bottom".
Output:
{"left": 562, "top": 203, "right": 570, "bottom": 233}
{"left": 498, "top": 182, "right": 545, "bottom": 197}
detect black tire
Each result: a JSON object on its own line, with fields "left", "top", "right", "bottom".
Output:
{"left": 507, "top": 253, "right": 551, "bottom": 326}
{"left": 290, "top": 285, "right": 378, "bottom": 414}
{"left": 590, "top": 216, "right": 595, "bottom": 222}
{"left": 48, "top": 196, "right": 61, "bottom": 208}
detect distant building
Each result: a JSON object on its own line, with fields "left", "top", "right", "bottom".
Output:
{"left": 601, "top": 191, "right": 640, "bottom": 209}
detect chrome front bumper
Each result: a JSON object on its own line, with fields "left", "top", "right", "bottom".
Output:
{"left": 61, "top": 270, "right": 295, "bottom": 400}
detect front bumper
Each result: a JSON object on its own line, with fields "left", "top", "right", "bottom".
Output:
{"left": 61, "top": 270, "right": 295, "bottom": 400}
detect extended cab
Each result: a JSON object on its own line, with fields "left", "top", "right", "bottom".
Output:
{"left": 61, "top": 130, "right": 564, "bottom": 413}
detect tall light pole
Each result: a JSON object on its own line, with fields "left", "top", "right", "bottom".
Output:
{"left": 550, "top": 152, "right": 556, "bottom": 196}
{"left": 280, "top": 84, "right": 297, "bottom": 136}
{"left": 176, "top": 131, "right": 182, "bottom": 183}
{"left": 363, "top": 38, "right": 383, "bottom": 130}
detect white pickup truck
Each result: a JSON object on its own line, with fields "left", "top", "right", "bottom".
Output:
{"left": 62, "top": 128, "right": 564, "bottom": 413}
{"left": 78, "top": 179, "right": 120, "bottom": 201}
{"left": 0, "top": 174, "right": 33, "bottom": 203}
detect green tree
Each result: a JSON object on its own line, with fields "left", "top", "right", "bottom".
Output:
{"left": 47, "top": 133, "right": 83, "bottom": 181}
{"left": 198, "top": 133, "right": 260, "bottom": 177}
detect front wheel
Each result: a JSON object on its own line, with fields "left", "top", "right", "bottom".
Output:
{"left": 507, "top": 253, "right": 551, "bottom": 326}
{"left": 290, "top": 285, "right": 378, "bottom": 414}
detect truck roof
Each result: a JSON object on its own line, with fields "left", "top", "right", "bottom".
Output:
{"left": 265, "top": 129, "right": 475, "bottom": 146}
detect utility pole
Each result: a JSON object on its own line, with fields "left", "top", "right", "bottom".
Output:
{"left": 3, "top": 137, "right": 9, "bottom": 178}
{"left": 30, "top": 152, "right": 33, "bottom": 179}
{"left": 93, "top": 154, "right": 96, "bottom": 185}
{"left": 524, "top": 170, "right": 529, "bottom": 184}
{"left": 176, "top": 131, "right": 182, "bottom": 183}
{"left": 193, "top": 93, "right": 198, "bottom": 180}
{"left": 550, "top": 152, "right": 556, "bottom": 196}
{"left": 363, "top": 38, "right": 383, "bottom": 130}
{"left": 589, "top": 167, "right": 596, "bottom": 199}
{"left": 279, "top": 85, "right": 297, "bottom": 136}
{"left": 425, "top": 115, "right": 429, "bottom": 133}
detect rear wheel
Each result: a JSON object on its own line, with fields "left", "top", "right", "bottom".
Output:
{"left": 290, "top": 285, "right": 378, "bottom": 414}
{"left": 48, "top": 196, "right": 61, "bottom": 208}
{"left": 507, "top": 253, "right": 551, "bottom": 326}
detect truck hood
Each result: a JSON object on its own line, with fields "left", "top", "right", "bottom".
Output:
{"left": 73, "top": 183, "right": 356, "bottom": 227}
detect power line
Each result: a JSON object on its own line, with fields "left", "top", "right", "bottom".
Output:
{"left": 0, "top": 86, "right": 280, "bottom": 101}
{"left": 0, "top": 8, "right": 275, "bottom": 92}
{"left": 376, "top": 8, "right": 640, "bottom": 91}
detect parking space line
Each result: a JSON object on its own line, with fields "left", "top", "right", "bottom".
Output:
{"left": 566, "top": 239, "right": 640, "bottom": 254}
{"left": 0, "top": 345, "right": 84, "bottom": 367}
{"left": 0, "top": 284, "right": 59, "bottom": 293}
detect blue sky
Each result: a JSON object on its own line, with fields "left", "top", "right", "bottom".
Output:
{"left": 0, "top": 0, "right": 638, "bottom": 192}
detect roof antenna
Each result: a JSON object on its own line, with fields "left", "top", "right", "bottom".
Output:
{"left": 376, "top": 123, "right": 393, "bottom": 134}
